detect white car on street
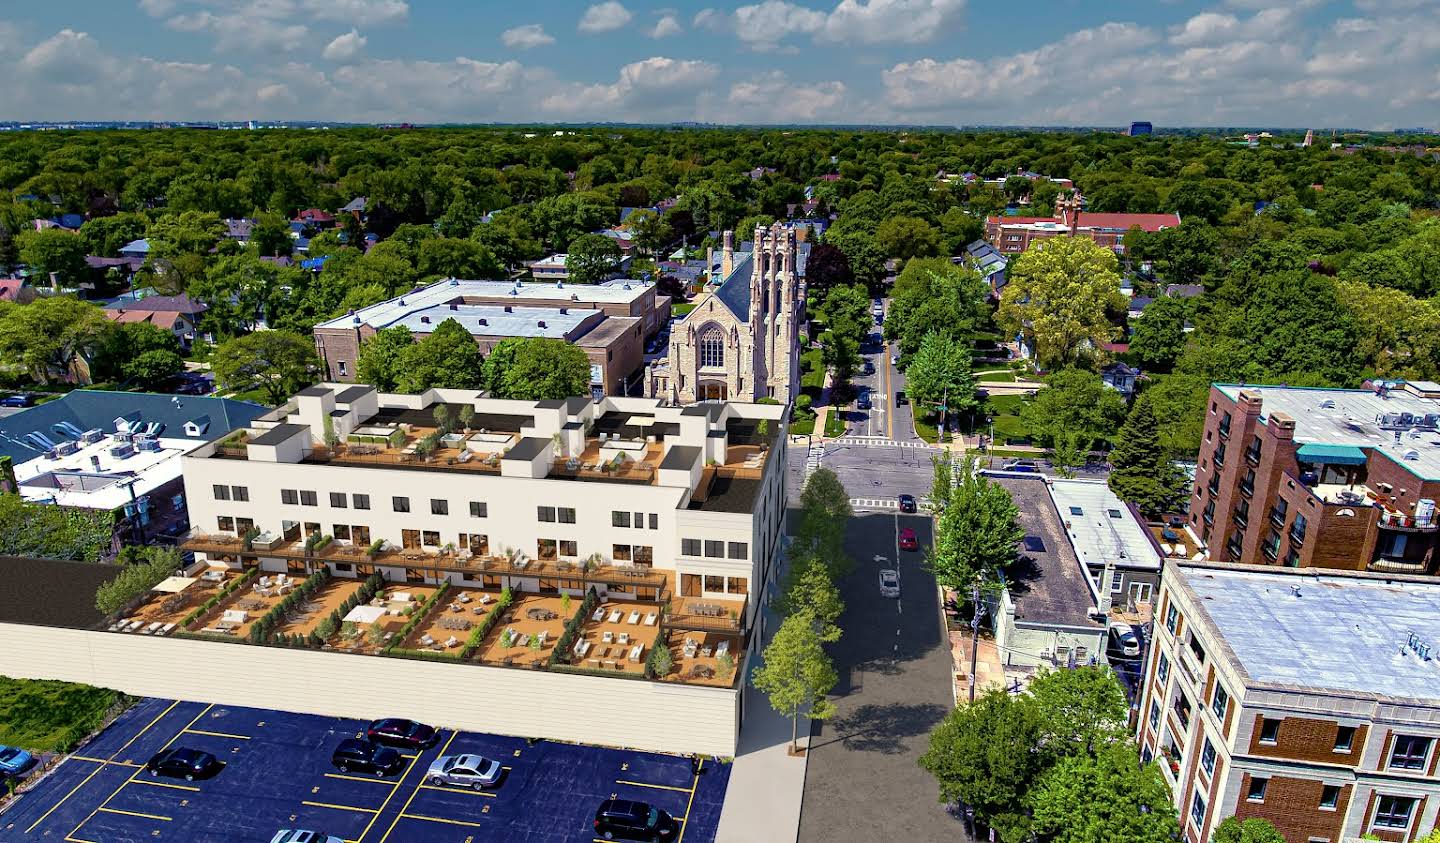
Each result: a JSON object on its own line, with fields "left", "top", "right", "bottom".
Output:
{"left": 879, "top": 569, "right": 900, "bottom": 598}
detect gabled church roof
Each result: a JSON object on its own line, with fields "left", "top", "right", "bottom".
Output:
{"left": 710, "top": 252, "right": 754, "bottom": 322}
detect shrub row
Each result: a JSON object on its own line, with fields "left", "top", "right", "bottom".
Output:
{"left": 550, "top": 664, "right": 650, "bottom": 681}
{"left": 179, "top": 568, "right": 259, "bottom": 630}
{"left": 644, "top": 626, "right": 672, "bottom": 679}
{"left": 461, "top": 586, "right": 513, "bottom": 660}
{"left": 549, "top": 587, "right": 599, "bottom": 668}
{"left": 247, "top": 568, "right": 330, "bottom": 644}
{"left": 311, "top": 571, "right": 387, "bottom": 646}
{"left": 385, "top": 648, "right": 462, "bottom": 663}
{"left": 383, "top": 581, "right": 450, "bottom": 652}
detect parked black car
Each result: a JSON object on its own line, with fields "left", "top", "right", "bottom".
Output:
{"left": 331, "top": 739, "right": 404, "bottom": 776}
{"left": 594, "top": 799, "right": 679, "bottom": 841}
{"left": 895, "top": 390, "right": 908, "bottom": 406}
{"left": 146, "top": 747, "right": 222, "bottom": 781}
{"left": 856, "top": 393, "right": 872, "bottom": 410}
{"left": 365, "top": 718, "right": 437, "bottom": 749}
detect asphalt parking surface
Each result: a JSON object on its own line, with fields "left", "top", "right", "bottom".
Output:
{"left": 797, "top": 512, "right": 968, "bottom": 842}
{"left": 1, "top": 698, "right": 728, "bottom": 843}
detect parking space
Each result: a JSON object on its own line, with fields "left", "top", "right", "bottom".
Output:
{"left": 2, "top": 698, "right": 729, "bottom": 843}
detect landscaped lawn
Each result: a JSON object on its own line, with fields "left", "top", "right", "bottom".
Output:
{"left": 983, "top": 394, "right": 1033, "bottom": 444}
{"left": 672, "top": 302, "right": 696, "bottom": 317}
{"left": 0, "top": 677, "right": 130, "bottom": 753}
{"left": 800, "top": 347, "right": 825, "bottom": 390}
{"left": 975, "top": 369, "right": 1016, "bottom": 383}
{"left": 823, "top": 408, "right": 846, "bottom": 438}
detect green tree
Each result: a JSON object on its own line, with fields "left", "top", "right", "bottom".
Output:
{"left": 929, "top": 468, "right": 1024, "bottom": 590}
{"left": 1020, "top": 369, "right": 1127, "bottom": 451}
{"left": 124, "top": 349, "right": 184, "bottom": 390}
{"left": 564, "top": 233, "right": 623, "bottom": 284}
{"left": 904, "top": 332, "right": 977, "bottom": 429}
{"left": 791, "top": 467, "right": 852, "bottom": 576}
{"left": 1127, "top": 295, "right": 1189, "bottom": 372}
{"left": 1030, "top": 743, "right": 1179, "bottom": 843}
{"left": 355, "top": 326, "right": 416, "bottom": 392}
{"left": 816, "top": 283, "right": 870, "bottom": 380}
{"left": 79, "top": 213, "right": 148, "bottom": 258}
{"left": 0, "top": 296, "right": 109, "bottom": 382}
{"left": 1143, "top": 373, "right": 1210, "bottom": 457}
{"left": 417, "top": 237, "right": 502, "bottom": 279}
{"left": 825, "top": 228, "right": 886, "bottom": 289}
{"left": 1028, "top": 666, "right": 1130, "bottom": 757}
{"left": 875, "top": 215, "right": 942, "bottom": 261}
{"left": 886, "top": 259, "right": 987, "bottom": 359}
{"left": 0, "top": 494, "right": 115, "bottom": 561}
{"left": 1211, "top": 817, "right": 1287, "bottom": 843}
{"left": 480, "top": 336, "right": 524, "bottom": 395}
{"left": 751, "top": 612, "right": 838, "bottom": 753}
{"left": 492, "top": 337, "right": 591, "bottom": 400}
{"left": 18, "top": 229, "right": 88, "bottom": 286}
{"left": 1048, "top": 430, "right": 1087, "bottom": 479}
{"left": 210, "top": 330, "right": 323, "bottom": 405}
{"left": 92, "top": 322, "right": 180, "bottom": 384}
{"left": 625, "top": 209, "right": 671, "bottom": 259}
{"left": 919, "top": 688, "right": 1046, "bottom": 843}
{"left": 395, "top": 318, "right": 484, "bottom": 393}
{"left": 998, "top": 236, "right": 1123, "bottom": 370}
{"left": 929, "top": 451, "right": 956, "bottom": 512}
{"left": 1108, "top": 398, "right": 1189, "bottom": 515}
{"left": 771, "top": 555, "right": 843, "bottom": 643}
{"left": 95, "top": 547, "right": 182, "bottom": 616}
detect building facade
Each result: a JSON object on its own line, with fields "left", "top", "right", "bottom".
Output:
{"left": 648, "top": 223, "right": 802, "bottom": 405}
{"left": 1138, "top": 562, "right": 1440, "bottom": 843}
{"left": 985, "top": 192, "right": 1180, "bottom": 255}
{"left": 313, "top": 278, "right": 669, "bottom": 397}
{"left": 1191, "top": 383, "right": 1440, "bottom": 576}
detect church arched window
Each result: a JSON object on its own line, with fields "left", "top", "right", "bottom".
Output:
{"left": 698, "top": 327, "right": 725, "bottom": 368}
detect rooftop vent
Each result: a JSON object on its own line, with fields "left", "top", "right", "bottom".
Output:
{"left": 353, "top": 316, "right": 361, "bottom": 325}
{"left": 504, "top": 306, "right": 512, "bottom": 313}
{"left": 1404, "top": 449, "right": 1421, "bottom": 461}
{"left": 1290, "top": 585, "right": 1302, "bottom": 597}
{"left": 398, "top": 298, "right": 406, "bottom": 306}
{"left": 420, "top": 315, "right": 430, "bottom": 324}
{"left": 559, "top": 307, "right": 568, "bottom": 315}
{"left": 449, "top": 278, "right": 459, "bottom": 285}
{"left": 449, "top": 303, "right": 458, "bottom": 311}
{"left": 571, "top": 293, "right": 579, "bottom": 301}
{"left": 477, "top": 318, "right": 487, "bottom": 326}
{"left": 1320, "top": 399, "right": 1337, "bottom": 409}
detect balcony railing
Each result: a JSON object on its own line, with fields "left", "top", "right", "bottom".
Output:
{"left": 1379, "top": 510, "right": 1439, "bottom": 532}
{"left": 1202, "top": 508, "right": 1215, "bottom": 525}
{"left": 1239, "top": 481, "right": 1255, "bottom": 498}
{"left": 1261, "top": 541, "right": 1280, "bottom": 561}
{"left": 1289, "top": 528, "right": 1306, "bottom": 546}
{"left": 1218, "top": 422, "right": 1231, "bottom": 440}
{"left": 1269, "top": 508, "right": 1286, "bottom": 528}
{"left": 1245, "top": 448, "right": 1262, "bottom": 466}
{"left": 667, "top": 612, "right": 742, "bottom": 633}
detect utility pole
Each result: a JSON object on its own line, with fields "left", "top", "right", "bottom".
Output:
{"left": 968, "top": 578, "right": 986, "bottom": 703}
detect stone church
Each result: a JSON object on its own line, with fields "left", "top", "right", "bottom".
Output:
{"left": 648, "top": 223, "right": 803, "bottom": 405}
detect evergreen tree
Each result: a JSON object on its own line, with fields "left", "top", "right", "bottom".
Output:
{"left": 1108, "top": 397, "right": 1189, "bottom": 515}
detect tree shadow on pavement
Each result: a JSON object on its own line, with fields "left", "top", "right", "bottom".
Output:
{"left": 811, "top": 701, "right": 949, "bottom": 755}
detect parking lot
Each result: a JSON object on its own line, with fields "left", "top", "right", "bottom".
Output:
{"left": 1, "top": 697, "right": 729, "bottom": 843}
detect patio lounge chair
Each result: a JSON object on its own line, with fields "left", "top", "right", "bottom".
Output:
{"left": 618, "top": 633, "right": 630, "bottom": 646}
{"left": 444, "top": 636, "right": 459, "bottom": 648}
{"left": 603, "top": 631, "right": 614, "bottom": 644}
{"left": 420, "top": 634, "right": 435, "bottom": 646}
{"left": 143, "top": 622, "right": 162, "bottom": 634}
{"left": 592, "top": 607, "right": 606, "bottom": 622}
{"left": 608, "top": 610, "right": 622, "bottom": 623}
{"left": 628, "top": 611, "right": 641, "bottom": 624}
{"left": 717, "top": 640, "right": 729, "bottom": 658}
{"left": 630, "top": 645, "right": 643, "bottom": 662}
{"left": 644, "top": 612, "right": 657, "bottom": 626}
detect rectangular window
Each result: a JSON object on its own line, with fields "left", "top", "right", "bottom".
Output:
{"left": 612, "top": 544, "right": 632, "bottom": 562}
{"left": 330, "top": 492, "right": 347, "bottom": 508}
{"left": 1334, "top": 726, "right": 1355, "bottom": 752}
{"left": 648, "top": 513, "right": 658, "bottom": 530}
{"left": 559, "top": 507, "right": 576, "bottom": 524}
{"left": 1166, "top": 604, "right": 1179, "bottom": 634}
{"left": 727, "top": 542, "right": 748, "bottom": 560}
{"left": 703, "top": 540, "right": 725, "bottom": 558}
{"left": 469, "top": 501, "right": 487, "bottom": 518}
{"left": 1374, "top": 795, "right": 1415, "bottom": 830}
{"left": 1247, "top": 777, "right": 1267, "bottom": 803}
{"left": 1149, "top": 701, "right": 1160, "bottom": 728}
{"left": 634, "top": 546, "right": 653, "bottom": 565}
{"left": 1190, "top": 792, "right": 1206, "bottom": 829}
{"left": 1157, "top": 653, "right": 1170, "bottom": 684}
{"left": 1259, "top": 718, "right": 1280, "bottom": 744}
{"left": 612, "top": 511, "right": 631, "bottom": 528}
{"left": 538, "top": 539, "right": 558, "bottom": 560}
{"left": 353, "top": 494, "right": 370, "bottom": 510}
{"left": 337, "top": 360, "right": 347, "bottom": 376}
{"left": 392, "top": 496, "right": 410, "bottom": 513}
{"left": 1201, "top": 739, "right": 1216, "bottom": 776}
{"left": 1320, "top": 785, "right": 1340, "bottom": 810}
{"left": 299, "top": 490, "right": 317, "bottom": 506}
{"left": 682, "top": 538, "right": 701, "bottom": 556}
{"left": 1110, "top": 576, "right": 1124, "bottom": 594}
{"left": 232, "top": 485, "right": 249, "bottom": 502}
{"left": 1388, "top": 735, "right": 1430, "bottom": 770}
{"left": 217, "top": 515, "right": 235, "bottom": 532}
{"left": 422, "top": 530, "right": 440, "bottom": 547}
{"left": 431, "top": 499, "right": 448, "bottom": 516}
{"left": 559, "top": 540, "right": 577, "bottom": 557}
{"left": 1212, "top": 684, "right": 1229, "bottom": 720}
{"left": 281, "top": 489, "right": 299, "bottom": 505}
{"left": 333, "top": 524, "right": 351, "bottom": 541}
{"left": 538, "top": 506, "right": 556, "bottom": 523}
{"left": 726, "top": 577, "right": 748, "bottom": 594}
{"left": 704, "top": 574, "right": 725, "bottom": 592}
{"left": 633, "top": 512, "right": 643, "bottom": 528}
{"left": 213, "top": 484, "right": 230, "bottom": 500}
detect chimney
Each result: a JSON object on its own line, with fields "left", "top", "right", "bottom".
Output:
{"left": 1269, "top": 411, "right": 1296, "bottom": 442}
{"left": 721, "top": 230, "right": 734, "bottom": 279}
{"left": 420, "top": 316, "right": 430, "bottom": 324}
{"left": 504, "top": 306, "right": 512, "bottom": 313}
{"left": 1237, "top": 389, "right": 1265, "bottom": 418}
{"left": 538, "top": 320, "right": 546, "bottom": 329}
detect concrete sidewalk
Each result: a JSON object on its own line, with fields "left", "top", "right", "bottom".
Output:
{"left": 715, "top": 575, "right": 810, "bottom": 843}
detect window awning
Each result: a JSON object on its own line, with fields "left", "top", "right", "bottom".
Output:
{"left": 1296, "top": 443, "right": 1368, "bottom": 466}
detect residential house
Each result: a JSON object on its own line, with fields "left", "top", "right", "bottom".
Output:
{"left": 102, "top": 294, "right": 209, "bottom": 349}
{"left": 0, "top": 278, "right": 37, "bottom": 305}
{"left": 117, "top": 239, "right": 151, "bottom": 260}
{"left": 1103, "top": 362, "right": 1142, "bottom": 399}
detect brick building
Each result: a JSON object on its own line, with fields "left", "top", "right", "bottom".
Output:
{"left": 1191, "top": 382, "right": 1440, "bottom": 576}
{"left": 313, "top": 278, "right": 670, "bottom": 397}
{"left": 984, "top": 191, "right": 1180, "bottom": 255}
{"left": 1138, "top": 561, "right": 1440, "bottom": 843}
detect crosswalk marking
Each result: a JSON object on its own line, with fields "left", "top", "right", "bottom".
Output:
{"left": 830, "top": 437, "right": 940, "bottom": 451}
{"left": 850, "top": 498, "right": 900, "bottom": 510}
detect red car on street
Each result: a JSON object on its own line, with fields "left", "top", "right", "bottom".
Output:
{"left": 898, "top": 527, "right": 918, "bottom": 551}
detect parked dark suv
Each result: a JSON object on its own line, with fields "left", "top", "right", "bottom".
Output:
{"left": 594, "top": 799, "right": 679, "bottom": 841}
{"left": 331, "top": 739, "right": 403, "bottom": 776}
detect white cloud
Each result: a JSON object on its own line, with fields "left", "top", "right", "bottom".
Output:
{"left": 542, "top": 56, "right": 718, "bottom": 118}
{"left": 693, "top": 8, "right": 728, "bottom": 31}
{"left": 718, "top": 71, "right": 848, "bottom": 121}
{"left": 501, "top": 24, "right": 555, "bottom": 49}
{"left": 306, "top": 0, "right": 408, "bottom": 26}
{"left": 734, "top": 2, "right": 825, "bottom": 50}
{"left": 167, "top": 11, "right": 308, "bottom": 52}
{"left": 821, "top": 0, "right": 966, "bottom": 45}
{"left": 579, "top": 1, "right": 633, "bottom": 33}
{"left": 649, "top": 14, "right": 684, "bottom": 38}
{"left": 322, "top": 29, "right": 366, "bottom": 61}
{"left": 139, "top": 0, "right": 406, "bottom": 53}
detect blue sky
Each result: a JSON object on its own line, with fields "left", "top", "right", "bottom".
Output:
{"left": 1, "top": 1, "right": 1437, "bottom": 127}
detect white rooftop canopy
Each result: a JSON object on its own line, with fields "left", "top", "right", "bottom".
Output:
{"left": 151, "top": 576, "right": 198, "bottom": 593}
{"left": 343, "top": 605, "right": 387, "bottom": 625}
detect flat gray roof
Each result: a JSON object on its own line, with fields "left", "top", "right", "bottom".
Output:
{"left": 503, "top": 437, "right": 550, "bottom": 461}
{"left": 660, "top": 445, "right": 701, "bottom": 471}
{"left": 249, "top": 423, "right": 308, "bottom": 446}
{"left": 315, "top": 278, "right": 650, "bottom": 330}
{"left": 1047, "top": 479, "right": 1161, "bottom": 571}
{"left": 1182, "top": 565, "right": 1440, "bottom": 702}
{"left": 379, "top": 303, "right": 596, "bottom": 339}
{"left": 1215, "top": 383, "right": 1440, "bottom": 481}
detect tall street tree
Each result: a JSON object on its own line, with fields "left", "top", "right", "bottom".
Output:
{"left": 904, "top": 332, "right": 978, "bottom": 431}
{"left": 751, "top": 612, "right": 838, "bottom": 754}
{"left": 1020, "top": 369, "right": 1128, "bottom": 452}
{"left": 1108, "top": 397, "right": 1190, "bottom": 516}
{"left": 564, "top": 233, "right": 623, "bottom": 284}
{"left": 771, "top": 555, "right": 844, "bottom": 643}
{"left": 1029, "top": 743, "right": 1180, "bottom": 843}
{"left": 792, "top": 467, "right": 852, "bottom": 576}
{"left": 396, "top": 318, "right": 484, "bottom": 392}
{"left": 929, "top": 469, "right": 1024, "bottom": 591}
{"left": 355, "top": 326, "right": 416, "bottom": 392}
{"left": 210, "top": 330, "right": 322, "bottom": 405}
{"left": 997, "top": 236, "right": 1124, "bottom": 370}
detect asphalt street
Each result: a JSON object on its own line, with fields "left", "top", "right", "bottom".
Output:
{"left": 829, "top": 298, "right": 923, "bottom": 443}
{"left": 796, "top": 512, "right": 968, "bottom": 842}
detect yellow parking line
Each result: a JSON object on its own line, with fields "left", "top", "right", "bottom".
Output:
{"left": 402, "top": 814, "right": 485, "bottom": 828}
{"left": 616, "top": 779, "right": 694, "bottom": 793}
{"left": 70, "top": 756, "right": 141, "bottom": 767}
{"left": 185, "top": 729, "right": 251, "bottom": 740}
{"left": 65, "top": 835, "right": 100, "bottom": 843}
{"left": 325, "top": 772, "right": 400, "bottom": 785}
{"left": 65, "top": 703, "right": 214, "bottom": 841}
{"left": 97, "top": 807, "right": 172, "bottom": 821}
{"left": 27, "top": 700, "right": 182, "bottom": 834}
{"left": 418, "top": 784, "right": 496, "bottom": 797}
{"left": 131, "top": 779, "right": 200, "bottom": 792}
{"left": 675, "top": 758, "right": 702, "bottom": 843}
{"left": 370, "top": 730, "right": 457, "bottom": 843}
{"left": 303, "top": 800, "right": 379, "bottom": 813}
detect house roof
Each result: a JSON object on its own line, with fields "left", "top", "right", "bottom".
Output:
{"left": 711, "top": 252, "right": 754, "bottom": 321}
{"left": 0, "top": 279, "right": 26, "bottom": 299}
{"left": 1047, "top": 479, "right": 1161, "bottom": 572}
{"left": 339, "top": 197, "right": 368, "bottom": 213}
{"left": 990, "top": 474, "right": 1103, "bottom": 629}
{"left": 102, "top": 294, "right": 207, "bottom": 315}
{"left": 225, "top": 218, "right": 254, "bottom": 239}
{"left": 118, "top": 238, "right": 150, "bottom": 254}
{"left": 1164, "top": 283, "right": 1205, "bottom": 298}
{"left": 989, "top": 212, "right": 1180, "bottom": 233}
{"left": 0, "top": 390, "right": 266, "bottom": 464}
{"left": 104, "top": 309, "right": 188, "bottom": 328}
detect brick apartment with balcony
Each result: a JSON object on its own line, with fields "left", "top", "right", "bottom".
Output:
{"left": 1190, "top": 382, "right": 1440, "bottom": 576}
{"left": 1138, "top": 562, "right": 1440, "bottom": 843}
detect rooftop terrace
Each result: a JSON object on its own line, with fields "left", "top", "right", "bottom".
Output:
{"left": 315, "top": 278, "right": 654, "bottom": 330}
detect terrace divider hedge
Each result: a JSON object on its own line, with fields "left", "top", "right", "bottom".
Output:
{"left": 548, "top": 587, "right": 599, "bottom": 667}
{"left": 549, "top": 664, "right": 650, "bottom": 681}
{"left": 382, "top": 581, "right": 450, "bottom": 654}
{"left": 461, "top": 586, "right": 513, "bottom": 660}
{"left": 644, "top": 626, "right": 672, "bottom": 679}
{"left": 179, "top": 568, "right": 259, "bottom": 631}
{"left": 248, "top": 567, "right": 330, "bottom": 644}
{"left": 311, "top": 571, "right": 387, "bottom": 647}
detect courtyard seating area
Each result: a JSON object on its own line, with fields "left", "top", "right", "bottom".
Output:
{"left": 471, "top": 593, "right": 572, "bottom": 667}
{"left": 660, "top": 630, "right": 741, "bottom": 688}
{"left": 572, "top": 599, "right": 662, "bottom": 674}
{"left": 400, "top": 587, "right": 500, "bottom": 652}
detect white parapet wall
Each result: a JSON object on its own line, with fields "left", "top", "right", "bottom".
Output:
{"left": 0, "top": 623, "right": 740, "bottom": 757}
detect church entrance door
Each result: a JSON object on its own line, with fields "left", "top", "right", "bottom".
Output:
{"left": 698, "top": 381, "right": 728, "bottom": 401}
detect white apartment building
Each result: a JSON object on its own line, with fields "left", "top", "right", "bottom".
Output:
{"left": 1138, "top": 561, "right": 1440, "bottom": 843}
{"left": 181, "top": 385, "right": 788, "bottom": 642}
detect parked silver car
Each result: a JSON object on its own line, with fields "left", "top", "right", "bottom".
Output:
{"left": 426, "top": 753, "right": 503, "bottom": 790}
{"left": 270, "top": 831, "right": 343, "bottom": 843}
